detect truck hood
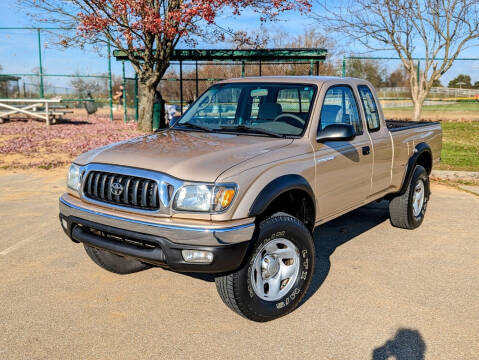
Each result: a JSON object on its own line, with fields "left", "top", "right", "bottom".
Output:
{"left": 74, "top": 130, "right": 293, "bottom": 182}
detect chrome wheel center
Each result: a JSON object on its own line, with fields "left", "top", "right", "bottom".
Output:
{"left": 412, "top": 179, "right": 425, "bottom": 217}
{"left": 261, "top": 255, "right": 280, "bottom": 280}
{"left": 250, "top": 238, "right": 300, "bottom": 301}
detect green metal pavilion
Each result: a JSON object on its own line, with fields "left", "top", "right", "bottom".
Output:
{"left": 113, "top": 48, "right": 328, "bottom": 113}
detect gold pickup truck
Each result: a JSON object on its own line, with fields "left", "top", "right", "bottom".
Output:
{"left": 59, "top": 76, "right": 442, "bottom": 321}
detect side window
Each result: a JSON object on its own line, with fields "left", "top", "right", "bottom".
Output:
{"left": 358, "top": 85, "right": 381, "bottom": 131}
{"left": 319, "top": 86, "right": 363, "bottom": 135}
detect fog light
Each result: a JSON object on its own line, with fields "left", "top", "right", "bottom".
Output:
{"left": 181, "top": 250, "right": 214, "bottom": 264}
{"left": 61, "top": 218, "right": 68, "bottom": 230}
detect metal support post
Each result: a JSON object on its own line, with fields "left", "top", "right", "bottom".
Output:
{"left": 179, "top": 60, "right": 183, "bottom": 114}
{"left": 134, "top": 72, "right": 139, "bottom": 122}
{"left": 107, "top": 42, "right": 113, "bottom": 121}
{"left": 195, "top": 60, "right": 199, "bottom": 99}
{"left": 45, "top": 101, "right": 49, "bottom": 126}
{"left": 37, "top": 29, "right": 44, "bottom": 98}
{"left": 417, "top": 60, "right": 421, "bottom": 84}
{"left": 122, "top": 61, "right": 127, "bottom": 123}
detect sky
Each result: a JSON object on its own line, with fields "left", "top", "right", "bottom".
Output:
{"left": 0, "top": 2, "right": 318, "bottom": 80}
{"left": 1, "top": 1, "right": 478, "bottom": 88}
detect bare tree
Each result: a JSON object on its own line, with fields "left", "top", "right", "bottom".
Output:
{"left": 315, "top": 0, "right": 479, "bottom": 120}
{"left": 31, "top": 67, "right": 51, "bottom": 96}
{"left": 346, "top": 58, "right": 385, "bottom": 88}
{"left": 70, "top": 73, "right": 102, "bottom": 97}
{"left": 269, "top": 28, "right": 340, "bottom": 75}
{"left": 159, "top": 28, "right": 340, "bottom": 103}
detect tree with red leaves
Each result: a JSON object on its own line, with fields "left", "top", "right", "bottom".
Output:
{"left": 23, "top": 0, "right": 311, "bottom": 131}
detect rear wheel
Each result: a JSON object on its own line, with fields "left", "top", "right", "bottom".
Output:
{"left": 215, "top": 213, "right": 315, "bottom": 322}
{"left": 389, "top": 165, "right": 429, "bottom": 229}
{"left": 84, "top": 245, "right": 151, "bottom": 274}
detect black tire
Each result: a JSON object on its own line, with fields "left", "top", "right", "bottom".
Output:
{"left": 83, "top": 245, "right": 151, "bottom": 275}
{"left": 389, "top": 165, "right": 429, "bottom": 229}
{"left": 215, "top": 213, "right": 315, "bottom": 322}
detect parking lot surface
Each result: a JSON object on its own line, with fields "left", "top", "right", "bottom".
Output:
{"left": 0, "top": 169, "right": 478, "bottom": 360}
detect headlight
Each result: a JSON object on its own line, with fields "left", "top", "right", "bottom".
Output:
{"left": 67, "top": 164, "right": 81, "bottom": 192}
{"left": 173, "top": 184, "right": 237, "bottom": 213}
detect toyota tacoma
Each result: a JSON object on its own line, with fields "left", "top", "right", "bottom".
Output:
{"left": 59, "top": 76, "right": 442, "bottom": 322}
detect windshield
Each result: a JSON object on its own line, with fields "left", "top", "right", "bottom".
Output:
{"left": 174, "top": 83, "right": 316, "bottom": 137}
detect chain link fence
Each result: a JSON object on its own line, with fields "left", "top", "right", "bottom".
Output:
{"left": 341, "top": 57, "right": 479, "bottom": 115}
{"left": 3, "top": 28, "right": 478, "bottom": 125}
{"left": 0, "top": 28, "right": 136, "bottom": 122}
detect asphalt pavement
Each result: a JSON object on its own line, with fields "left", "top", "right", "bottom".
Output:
{"left": 0, "top": 169, "right": 478, "bottom": 360}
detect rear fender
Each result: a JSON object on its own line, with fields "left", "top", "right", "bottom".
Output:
{"left": 394, "top": 142, "right": 432, "bottom": 197}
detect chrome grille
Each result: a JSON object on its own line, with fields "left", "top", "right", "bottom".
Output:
{"left": 84, "top": 171, "right": 160, "bottom": 210}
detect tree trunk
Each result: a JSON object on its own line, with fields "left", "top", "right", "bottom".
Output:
{"left": 137, "top": 81, "right": 156, "bottom": 132}
{"left": 409, "top": 68, "right": 425, "bottom": 122}
{"left": 412, "top": 98, "right": 423, "bottom": 121}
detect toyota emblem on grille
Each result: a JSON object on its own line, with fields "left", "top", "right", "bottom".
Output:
{"left": 110, "top": 182, "right": 124, "bottom": 196}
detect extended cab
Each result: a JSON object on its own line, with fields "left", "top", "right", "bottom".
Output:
{"left": 59, "top": 76, "right": 442, "bottom": 321}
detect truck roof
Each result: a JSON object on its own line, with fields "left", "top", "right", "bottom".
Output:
{"left": 218, "top": 76, "right": 369, "bottom": 86}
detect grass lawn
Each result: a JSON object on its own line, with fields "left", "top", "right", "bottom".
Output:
{"left": 437, "top": 121, "right": 479, "bottom": 172}
{"left": 385, "top": 102, "right": 479, "bottom": 112}
{"left": 383, "top": 100, "right": 479, "bottom": 170}
{"left": 383, "top": 101, "right": 479, "bottom": 122}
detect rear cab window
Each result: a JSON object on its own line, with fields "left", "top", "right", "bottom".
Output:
{"left": 358, "top": 85, "right": 381, "bottom": 132}
{"left": 276, "top": 87, "right": 314, "bottom": 119}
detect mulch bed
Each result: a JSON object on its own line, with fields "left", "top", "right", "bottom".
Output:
{"left": 0, "top": 115, "right": 142, "bottom": 169}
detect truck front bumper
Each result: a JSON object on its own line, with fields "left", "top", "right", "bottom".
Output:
{"left": 59, "top": 195, "right": 255, "bottom": 273}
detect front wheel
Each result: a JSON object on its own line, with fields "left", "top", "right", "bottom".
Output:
{"left": 215, "top": 213, "right": 315, "bottom": 322}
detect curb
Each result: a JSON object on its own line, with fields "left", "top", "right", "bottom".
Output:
{"left": 458, "top": 185, "right": 479, "bottom": 196}
{"left": 431, "top": 170, "right": 479, "bottom": 182}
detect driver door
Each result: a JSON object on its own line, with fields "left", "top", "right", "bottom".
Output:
{"left": 313, "top": 85, "right": 373, "bottom": 220}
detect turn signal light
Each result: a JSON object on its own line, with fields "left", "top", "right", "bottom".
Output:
{"left": 213, "top": 186, "right": 237, "bottom": 212}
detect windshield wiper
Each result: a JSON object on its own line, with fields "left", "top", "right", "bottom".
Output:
{"left": 176, "top": 122, "right": 216, "bottom": 133}
{"left": 219, "top": 125, "right": 284, "bottom": 138}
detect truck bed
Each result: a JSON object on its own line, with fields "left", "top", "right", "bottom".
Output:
{"left": 386, "top": 120, "right": 440, "bottom": 132}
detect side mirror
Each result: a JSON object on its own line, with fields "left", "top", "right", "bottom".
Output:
{"left": 316, "top": 123, "right": 356, "bottom": 143}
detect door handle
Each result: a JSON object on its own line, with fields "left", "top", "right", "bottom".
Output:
{"left": 362, "top": 146, "right": 371, "bottom": 155}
